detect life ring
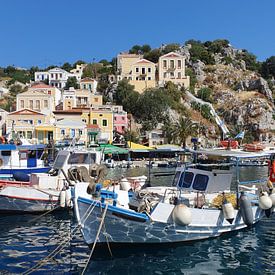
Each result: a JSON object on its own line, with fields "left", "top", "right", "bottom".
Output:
{"left": 0, "top": 158, "right": 3, "bottom": 167}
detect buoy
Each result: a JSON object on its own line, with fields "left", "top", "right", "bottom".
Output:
{"left": 222, "top": 199, "right": 235, "bottom": 224}
{"left": 259, "top": 191, "right": 272, "bottom": 210}
{"left": 60, "top": 190, "right": 66, "bottom": 208}
{"left": 120, "top": 178, "right": 131, "bottom": 191}
{"left": 172, "top": 204, "right": 192, "bottom": 226}
{"left": 239, "top": 192, "right": 254, "bottom": 226}
{"left": 269, "top": 190, "right": 275, "bottom": 207}
{"left": 65, "top": 188, "right": 72, "bottom": 207}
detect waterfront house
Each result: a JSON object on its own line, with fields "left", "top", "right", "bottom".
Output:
{"left": 6, "top": 109, "right": 47, "bottom": 141}
{"left": 90, "top": 105, "right": 113, "bottom": 144}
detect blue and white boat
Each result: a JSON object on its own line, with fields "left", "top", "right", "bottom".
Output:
{"left": 0, "top": 143, "right": 50, "bottom": 178}
{"left": 0, "top": 148, "right": 104, "bottom": 213}
{"left": 73, "top": 149, "right": 275, "bottom": 248}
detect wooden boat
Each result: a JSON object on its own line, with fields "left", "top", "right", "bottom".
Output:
{"left": 73, "top": 149, "right": 274, "bottom": 248}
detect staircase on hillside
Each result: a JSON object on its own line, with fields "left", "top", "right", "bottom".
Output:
{"left": 185, "top": 90, "right": 230, "bottom": 137}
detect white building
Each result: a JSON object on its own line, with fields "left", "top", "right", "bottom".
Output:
{"left": 70, "top": 64, "right": 87, "bottom": 82}
{"left": 80, "top": 78, "right": 98, "bottom": 93}
{"left": 35, "top": 67, "right": 75, "bottom": 89}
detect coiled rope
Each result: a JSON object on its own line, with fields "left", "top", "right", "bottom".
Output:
{"left": 22, "top": 199, "right": 98, "bottom": 275}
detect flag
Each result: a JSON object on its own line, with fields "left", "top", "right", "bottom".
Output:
{"left": 234, "top": 131, "right": 245, "bottom": 139}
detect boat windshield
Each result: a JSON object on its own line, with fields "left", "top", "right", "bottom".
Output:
{"left": 68, "top": 153, "right": 96, "bottom": 165}
{"left": 53, "top": 152, "right": 69, "bottom": 169}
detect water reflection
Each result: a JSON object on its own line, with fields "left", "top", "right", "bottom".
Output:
{"left": 0, "top": 166, "right": 274, "bottom": 274}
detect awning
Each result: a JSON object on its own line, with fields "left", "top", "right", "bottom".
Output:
{"left": 154, "top": 144, "right": 183, "bottom": 152}
{"left": 127, "top": 141, "right": 153, "bottom": 152}
{"left": 35, "top": 125, "right": 55, "bottom": 131}
{"left": 97, "top": 144, "right": 128, "bottom": 155}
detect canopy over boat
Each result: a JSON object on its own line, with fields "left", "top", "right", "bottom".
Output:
{"left": 127, "top": 142, "right": 153, "bottom": 152}
{"left": 188, "top": 148, "right": 271, "bottom": 159}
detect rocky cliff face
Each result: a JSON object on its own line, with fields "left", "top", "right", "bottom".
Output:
{"left": 179, "top": 43, "right": 275, "bottom": 135}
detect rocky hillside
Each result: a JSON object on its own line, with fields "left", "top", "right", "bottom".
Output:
{"left": 176, "top": 40, "right": 275, "bottom": 140}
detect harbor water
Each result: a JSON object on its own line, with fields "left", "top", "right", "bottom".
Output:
{"left": 0, "top": 166, "right": 274, "bottom": 274}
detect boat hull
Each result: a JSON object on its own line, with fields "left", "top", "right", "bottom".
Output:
{"left": 76, "top": 197, "right": 265, "bottom": 246}
{"left": 0, "top": 167, "right": 50, "bottom": 177}
{"left": 0, "top": 186, "right": 60, "bottom": 213}
{"left": 0, "top": 195, "right": 59, "bottom": 213}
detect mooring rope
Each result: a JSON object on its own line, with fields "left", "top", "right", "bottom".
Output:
{"left": 22, "top": 199, "right": 98, "bottom": 275}
{"left": 28, "top": 205, "right": 61, "bottom": 224}
{"left": 81, "top": 204, "right": 109, "bottom": 275}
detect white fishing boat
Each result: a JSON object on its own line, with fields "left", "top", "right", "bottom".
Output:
{"left": 0, "top": 148, "right": 103, "bottom": 213}
{"left": 0, "top": 143, "right": 51, "bottom": 179}
{"left": 73, "top": 149, "right": 275, "bottom": 249}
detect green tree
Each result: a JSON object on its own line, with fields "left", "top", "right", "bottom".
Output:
{"left": 65, "top": 77, "right": 79, "bottom": 89}
{"left": 73, "top": 60, "right": 86, "bottom": 68}
{"left": 135, "top": 88, "right": 170, "bottom": 131}
{"left": 206, "top": 39, "right": 229, "bottom": 54}
{"left": 162, "top": 118, "right": 177, "bottom": 144}
{"left": 174, "top": 116, "right": 198, "bottom": 148}
{"left": 61, "top": 62, "right": 73, "bottom": 72}
{"left": 162, "top": 43, "right": 180, "bottom": 54}
{"left": 236, "top": 50, "right": 259, "bottom": 71}
{"left": 186, "top": 40, "right": 215, "bottom": 65}
{"left": 185, "top": 68, "right": 197, "bottom": 93}
{"left": 144, "top": 49, "right": 162, "bottom": 63}
{"left": 261, "top": 56, "right": 275, "bottom": 78}
{"left": 197, "top": 87, "right": 213, "bottom": 102}
{"left": 82, "top": 63, "right": 102, "bottom": 79}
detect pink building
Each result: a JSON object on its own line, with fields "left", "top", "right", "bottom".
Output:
{"left": 114, "top": 111, "right": 128, "bottom": 134}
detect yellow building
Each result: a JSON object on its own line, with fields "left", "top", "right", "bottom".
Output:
{"left": 158, "top": 52, "right": 190, "bottom": 88}
{"left": 117, "top": 53, "right": 143, "bottom": 81}
{"left": 90, "top": 106, "right": 113, "bottom": 143}
{"left": 51, "top": 109, "right": 89, "bottom": 144}
{"left": 129, "top": 59, "right": 156, "bottom": 93}
{"left": 7, "top": 109, "right": 47, "bottom": 142}
{"left": 63, "top": 88, "right": 103, "bottom": 110}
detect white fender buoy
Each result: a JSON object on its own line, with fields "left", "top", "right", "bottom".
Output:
{"left": 65, "top": 188, "right": 72, "bottom": 208}
{"left": 172, "top": 204, "right": 192, "bottom": 226}
{"left": 120, "top": 178, "right": 131, "bottom": 191}
{"left": 259, "top": 192, "right": 273, "bottom": 210}
{"left": 269, "top": 190, "right": 275, "bottom": 207}
{"left": 60, "top": 190, "right": 66, "bottom": 208}
{"left": 222, "top": 200, "right": 235, "bottom": 224}
{"left": 239, "top": 192, "right": 253, "bottom": 226}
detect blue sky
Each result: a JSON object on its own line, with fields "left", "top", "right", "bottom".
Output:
{"left": 0, "top": 0, "right": 274, "bottom": 68}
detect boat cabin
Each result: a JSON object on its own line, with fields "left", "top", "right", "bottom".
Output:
{"left": 53, "top": 149, "right": 102, "bottom": 173}
{"left": 0, "top": 144, "right": 47, "bottom": 171}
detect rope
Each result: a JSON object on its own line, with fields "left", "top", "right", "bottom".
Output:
{"left": 28, "top": 205, "right": 61, "bottom": 224}
{"left": 81, "top": 204, "right": 109, "bottom": 275}
{"left": 22, "top": 199, "right": 98, "bottom": 275}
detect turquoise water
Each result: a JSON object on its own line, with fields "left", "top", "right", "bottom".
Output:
{"left": 0, "top": 166, "right": 274, "bottom": 274}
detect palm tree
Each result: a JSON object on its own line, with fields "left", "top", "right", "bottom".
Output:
{"left": 174, "top": 116, "right": 198, "bottom": 148}
{"left": 161, "top": 119, "right": 177, "bottom": 144}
